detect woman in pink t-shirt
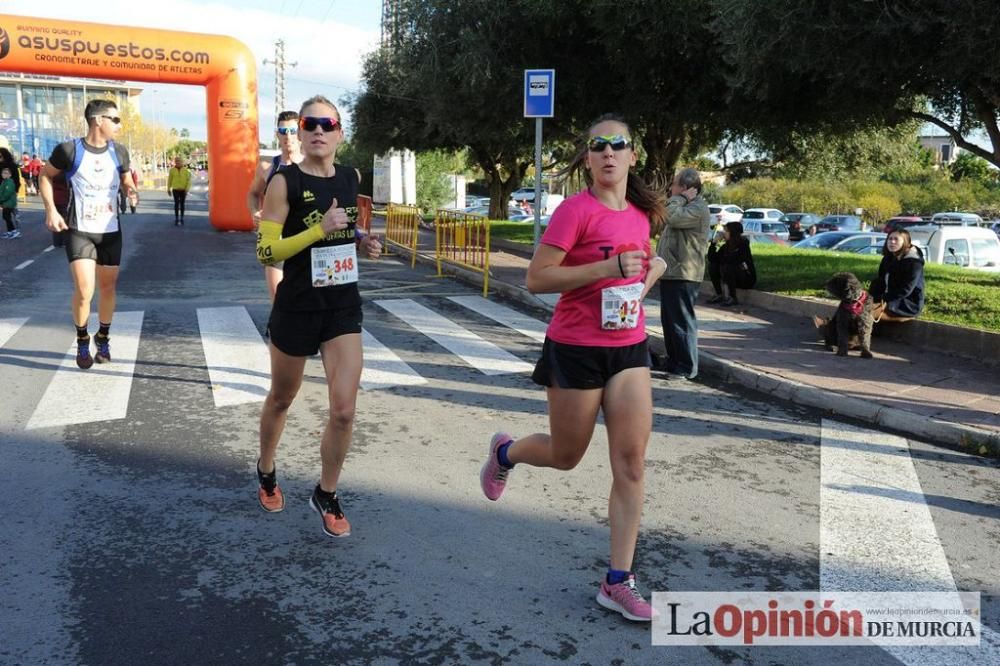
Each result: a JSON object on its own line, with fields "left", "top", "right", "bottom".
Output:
{"left": 478, "top": 115, "right": 666, "bottom": 622}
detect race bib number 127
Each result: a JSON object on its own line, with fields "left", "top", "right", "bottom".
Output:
{"left": 601, "top": 283, "right": 643, "bottom": 330}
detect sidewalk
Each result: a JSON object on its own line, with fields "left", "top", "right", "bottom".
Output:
{"left": 388, "top": 221, "right": 1000, "bottom": 456}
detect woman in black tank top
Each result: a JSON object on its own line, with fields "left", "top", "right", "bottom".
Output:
{"left": 254, "top": 95, "right": 382, "bottom": 538}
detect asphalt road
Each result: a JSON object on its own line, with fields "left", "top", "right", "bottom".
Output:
{"left": 1, "top": 191, "right": 998, "bottom": 665}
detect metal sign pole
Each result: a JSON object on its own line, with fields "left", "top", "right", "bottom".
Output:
{"left": 533, "top": 117, "right": 542, "bottom": 248}
{"left": 524, "top": 68, "right": 554, "bottom": 249}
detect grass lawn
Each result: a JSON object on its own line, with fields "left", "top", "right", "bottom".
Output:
{"left": 488, "top": 222, "right": 1000, "bottom": 332}
{"left": 488, "top": 221, "right": 543, "bottom": 244}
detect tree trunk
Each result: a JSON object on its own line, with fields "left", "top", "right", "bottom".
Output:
{"left": 639, "top": 121, "right": 687, "bottom": 186}
{"left": 474, "top": 149, "right": 529, "bottom": 220}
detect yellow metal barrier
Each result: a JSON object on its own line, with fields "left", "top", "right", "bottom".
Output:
{"left": 435, "top": 209, "right": 491, "bottom": 297}
{"left": 384, "top": 203, "right": 421, "bottom": 267}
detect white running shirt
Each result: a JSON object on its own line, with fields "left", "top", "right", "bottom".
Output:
{"left": 70, "top": 144, "right": 122, "bottom": 234}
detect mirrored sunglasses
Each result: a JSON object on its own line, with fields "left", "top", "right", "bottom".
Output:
{"left": 299, "top": 116, "right": 340, "bottom": 132}
{"left": 276, "top": 127, "right": 298, "bottom": 136}
{"left": 587, "top": 134, "right": 632, "bottom": 152}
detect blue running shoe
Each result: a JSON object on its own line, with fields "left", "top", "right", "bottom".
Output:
{"left": 94, "top": 334, "right": 111, "bottom": 364}
{"left": 76, "top": 336, "right": 94, "bottom": 369}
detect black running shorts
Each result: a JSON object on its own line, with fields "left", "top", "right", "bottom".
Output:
{"left": 268, "top": 305, "right": 363, "bottom": 357}
{"left": 531, "top": 337, "right": 650, "bottom": 390}
{"left": 65, "top": 229, "right": 123, "bottom": 266}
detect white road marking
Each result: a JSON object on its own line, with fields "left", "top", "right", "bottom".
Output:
{"left": 0, "top": 317, "right": 29, "bottom": 348}
{"left": 26, "top": 311, "right": 144, "bottom": 430}
{"left": 360, "top": 328, "right": 428, "bottom": 391}
{"left": 197, "top": 306, "right": 271, "bottom": 407}
{"left": 375, "top": 298, "right": 533, "bottom": 375}
{"left": 447, "top": 295, "right": 547, "bottom": 342}
{"left": 820, "top": 419, "right": 999, "bottom": 664}
{"left": 14, "top": 260, "right": 33, "bottom": 271}
{"left": 43, "top": 245, "right": 56, "bottom": 253}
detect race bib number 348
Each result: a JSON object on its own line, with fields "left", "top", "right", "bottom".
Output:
{"left": 601, "top": 283, "right": 643, "bottom": 330}
{"left": 311, "top": 244, "right": 358, "bottom": 287}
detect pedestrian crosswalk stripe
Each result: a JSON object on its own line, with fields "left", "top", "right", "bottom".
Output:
{"left": 197, "top": 306, "right": 271, "bottom": 408}
{"left": 819, "top": 419, "right": 1000, "bottom": 664}
{"left": 360, "top": 328, "right": 428, "bottom": 391}
{"left": 447, "top": 295, "right": 547, "bottom": 343}
{"left": 375, "top": 298, "right": 533, "bottom": 375}
{"left": 0, "top": 317, "right": 28, "bottom": 349}
{"left": 26, "top": 311, "right": 144, "bottom": 430}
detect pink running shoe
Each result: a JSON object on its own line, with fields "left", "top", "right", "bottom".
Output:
{"left": 596, "top": 574, "right": 656, "bottom": 622}
{"left": 479, "top": 432, "right": 514, "bottom": 501}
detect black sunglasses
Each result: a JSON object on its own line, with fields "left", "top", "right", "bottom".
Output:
{"left": 587, "top": 134, "right": 632, "bottom": 152}
{"left": 91, "top": 115, "right": 121, "bottom": 125}
{"left": 299, "top": 116, "right": 341, "bottom": 132}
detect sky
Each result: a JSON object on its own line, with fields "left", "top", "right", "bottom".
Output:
{"left": 3, "top": 0, "right": 383, "bottom": 143}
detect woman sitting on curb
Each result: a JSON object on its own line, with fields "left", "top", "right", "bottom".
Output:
{"left": 869, "top": 228, "right": 925, "bottom": 322}
{"left": 706, "top": 221, "right": 756, "bottom": 306}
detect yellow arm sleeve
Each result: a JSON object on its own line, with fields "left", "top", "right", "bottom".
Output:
{"left": 256, "top": 220, "right": 326, "bottom": 265}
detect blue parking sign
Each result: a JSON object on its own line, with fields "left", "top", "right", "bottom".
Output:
{"left": 524, "top": 69, "right": 555, "bottom": 118}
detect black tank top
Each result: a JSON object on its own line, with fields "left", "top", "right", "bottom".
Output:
{"left": 273, "top": 163, "right": 361, "bottom": 311}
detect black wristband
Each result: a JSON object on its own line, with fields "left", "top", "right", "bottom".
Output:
{"left": 617, "top": 253, "right": 626, "bottom": 278}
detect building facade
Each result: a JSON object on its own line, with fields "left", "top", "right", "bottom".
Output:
{"left": 0, "top": 73, "right": 141, "bottom": 158}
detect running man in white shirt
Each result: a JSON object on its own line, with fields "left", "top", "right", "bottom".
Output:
{"left": 40, "top": 99, "right": 138, "bottom": 369}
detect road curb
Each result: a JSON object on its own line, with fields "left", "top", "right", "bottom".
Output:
{"left": 696, "top": 352, "right": 1000, "bottom": 457}
{"left": 407, "top": 249, "right": 1000, "bottom": 458}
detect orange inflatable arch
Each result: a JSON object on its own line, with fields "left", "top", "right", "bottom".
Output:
{"left": 0, "top": 14, "right": 257, "bottom": 231}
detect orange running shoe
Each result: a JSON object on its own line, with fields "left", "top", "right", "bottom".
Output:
{"left": 309, "top": 485, "right": 351, "bottom": 537}
{"left": 256, "top": 459, "right": 284, "bottom": 513}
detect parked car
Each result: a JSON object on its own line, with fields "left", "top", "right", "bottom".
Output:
{"left": 742, "top": 208, "right": 788, "bottom": 240}
{"left": 780, "top": 212, "right": 820, "bottom": 241}
{"left": 510, "top": 186, "right": 548, "bottom": 202}
{"left": 743, "top": 231, "right": 788, "bottom": 246}
{"left": 812, "top": 215, "right": 864, "bottom": 233}
{"left": 930, "top": 212, "right": 984, "bottom": 227}
{"left": 708, "top": 203, "right": 744, "bottom": 227}
{"left": 907, "top": 225, "right": 1000, "bottom": 271}
{"left": 991, "top": 221, "right": 1000, "bottom": 239}
{"left": 464, "top": 195, "right": 489, "bottom": 208}
{"left": 465, "top": 204, "right": 524, "bottom": 219}
{"left": 793, "top": 231, "right": 887, "bottom": 253}
{"left": 882, "top": 215, "right": 925, "bottom": 234}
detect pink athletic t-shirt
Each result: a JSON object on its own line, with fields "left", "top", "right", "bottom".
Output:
{"left": 541, "top": 189, "right": 652, "bottom": 347}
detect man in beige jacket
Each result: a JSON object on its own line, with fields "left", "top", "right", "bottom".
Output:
{"left": 655, "top": 167, "right": 711, "bottom": 379}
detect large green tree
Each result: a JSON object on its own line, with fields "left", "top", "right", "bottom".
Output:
{"left": 352, "top": 0, "right": 732, "bottom": 216}
{"left": 714, "top": 0, "right": 1000, "bottom": 169}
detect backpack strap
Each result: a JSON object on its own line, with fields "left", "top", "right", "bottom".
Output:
{"left": 266, "top": 154, "right": 282, "bottom": 181}
{"left": 107, "top": 140, "right": 123, "bottom": 171}
{"left": 64, "top": 139, "right": 86, "bottom": 180}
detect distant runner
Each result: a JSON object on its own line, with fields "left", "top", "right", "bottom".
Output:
{"left": 248, "top": 111, "right": 304, "bottom": 301}
{"left": 40, "top": 99, "right": 138, "bottom": 369}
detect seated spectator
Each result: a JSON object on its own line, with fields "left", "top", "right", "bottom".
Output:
{"left": 706, "top": 221, "right": 756, "bottom": 306}
{"left": 869, "top": 228, "right": 925, "bottom": 321}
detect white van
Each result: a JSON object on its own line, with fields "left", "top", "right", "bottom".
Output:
{"left": 930, "top": 211, "right": 984, "bottom": 226}
{"left": 907, "top": 225, "right": 1000, "bottom": 271}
